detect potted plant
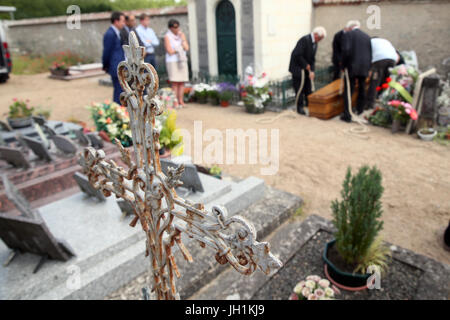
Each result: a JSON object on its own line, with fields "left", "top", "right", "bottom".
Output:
{"left": 323, "top": 165, "right": 390, "bottom": 291}
{"left": 217, "top": 82, "right": 237, "bottom": 107}
{"left": 388, "top": 100, "right": 417, "bottom": 133}
{"left": 50, "top": 61, "right": 69, "bottom": 76}
{"left": 417, "top": 127, "right": 437, "bottom": 141}
{"left": 207, "top": 87, "right": 220, "bottom": 105}
{"left": 7, "top": 98, "right": 35, "bottom": 128}
{"left": 192, "top": 83, "right": 211, "bottom": 104}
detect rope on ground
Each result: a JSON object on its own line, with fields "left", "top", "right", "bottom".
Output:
{"left": 343, "top": 68, "right": 370, "bottom": 140}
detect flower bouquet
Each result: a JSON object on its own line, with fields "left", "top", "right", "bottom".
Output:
{"left": 156, "top": 109, "right": 184, "bottom": 157}
{"left": 88, "top": 101, "right": 132, "bottom": 147}
{"left": 289, "top": 275, "right": 340, "bottom": 300}
{"left": 207, "top": 85, "right": 220, "bottom": 105}
{"left": 157, "top": 87, "right": 179, "bottom": 109}
{"left": 241, "top": 72, "right": 272, "bottom": 114}
{"left": 369, "top": 63, "right": 419, "bottom": 131}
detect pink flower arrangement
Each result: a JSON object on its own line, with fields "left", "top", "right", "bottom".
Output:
{"left": 388, "top": 100, "right": 418, "bottom": 121}
{"left": 289, "top": 275, "right": 340, "bottom": 300}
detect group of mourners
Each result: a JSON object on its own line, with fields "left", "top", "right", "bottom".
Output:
{"left": 289, "top": 20, "right": 404, "bottom": 122}
{"left": 102, "top": 11, "right": 190, "bottom": 107}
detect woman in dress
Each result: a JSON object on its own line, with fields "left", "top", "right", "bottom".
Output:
{"left": 164, "top": 19, "right": 189, "bottom": 108}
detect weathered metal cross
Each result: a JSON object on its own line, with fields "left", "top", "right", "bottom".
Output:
{"left": 79, "top": 32, "right": 282, "bottom": 300}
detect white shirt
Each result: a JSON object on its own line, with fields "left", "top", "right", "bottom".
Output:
{"left": 111, "top": 25, "right": 120, "bottom": 40}
{"left": 371, "top": 38, "right": 398, "bottom": 63}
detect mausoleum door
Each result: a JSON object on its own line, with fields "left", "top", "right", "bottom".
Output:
{"left": 216, "top": 0, "right": 237, "bottom": 76}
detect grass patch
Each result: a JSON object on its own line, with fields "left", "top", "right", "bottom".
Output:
{"left": 12, "top": 51, "right": 92, "bottom": 75}
{"left": 293, "top": 207, "right": 304, "bottom": 218}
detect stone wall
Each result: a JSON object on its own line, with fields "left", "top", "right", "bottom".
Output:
{"left": 5, "top": 7, "right": 189, "bottom": 67}
{"left": 313, "top": 0, "right": 450, "bottom": 77}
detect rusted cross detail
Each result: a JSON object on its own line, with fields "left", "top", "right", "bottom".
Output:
{"left": 78, "top": 32, "right": 282, "bottom": 300}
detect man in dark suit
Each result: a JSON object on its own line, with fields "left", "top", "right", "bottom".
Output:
{"left": 289, "top": 26, "right": 327, "bottom": 115}
{"left": 102, "top": 12, "right": 126, "bottom": 105}
{"left": 340, "top": 20, "right": 372, "bottom": 122}
{"left": 331, "top": 27, "right": 349, "bottom": 80}
{"left": 120, "top": 14, "right": 144, "bottom": 47}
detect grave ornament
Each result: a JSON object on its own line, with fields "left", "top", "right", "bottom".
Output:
{"left": 78, "top": 32, "right": 282, "bottom": 300}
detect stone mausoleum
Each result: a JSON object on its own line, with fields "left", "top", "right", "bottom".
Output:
{"left": 187, "top": 0, "right": 313, "bottom": 80}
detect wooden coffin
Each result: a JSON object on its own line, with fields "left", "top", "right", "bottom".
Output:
{"left": 308, "top": 79, "right": 358, "bottom": 120}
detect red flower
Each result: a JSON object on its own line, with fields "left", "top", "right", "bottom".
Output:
{"left": 289, "top": 293, "right": 299, "bottom": 300}
{"left": 381, "top": 83, "right": 389, "bottom": 89}
{"left": 241, "top": 92, "right": 247, "bottom": 98}
{"left": 386, "top": 77, "right": 392, "bottom": 83}
{"left": 106, "top": 117, "right": 112, "bottom": 124}
{"left": 376, "top": 86, "right": 381, "bottom": 92}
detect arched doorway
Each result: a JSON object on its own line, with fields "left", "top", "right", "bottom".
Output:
{"left": 215, "top": 0, "right": 237, "bottom": 76}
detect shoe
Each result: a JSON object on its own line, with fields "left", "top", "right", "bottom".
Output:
{"left": 297, "top": 108, "right": 306, "bottom": 115}
{"left": 340, "top": 115, "right": 351, "bottom": 123}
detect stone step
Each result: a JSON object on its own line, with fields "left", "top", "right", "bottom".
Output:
{"left": 106, "top": 187, "right": 303, "bottom": 300}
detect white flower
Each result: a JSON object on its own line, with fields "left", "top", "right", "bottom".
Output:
{"left": 301, "top": 287, "right": 311, "bottom": 298}
{"left": 314, "top": 289, "right": 325, "bottom": 298}
{"left": 106, "top": 124, "right": 118, "bottom": 136}
{"left": 307, "top": 294, "right": 318, "bottom": 300}
{"left": 318, "top": 279, "right": 330, "bottom": 288}
{"left": 324, "top": 287, "right": 335, "bottom": 298}
{"left": 305, "top": 280, "right": 316, "bottom": 289}
{"left": 294, "top": 281, "right": 305, "bottom": 295}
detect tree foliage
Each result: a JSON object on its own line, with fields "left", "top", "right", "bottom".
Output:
{"left": 331, "top": 165, "right": 385, "bottom": 271}
{"left": 0, "top": 0, "right": 186, "bottom": 20}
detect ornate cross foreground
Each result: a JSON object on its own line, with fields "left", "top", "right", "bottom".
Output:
{"left": 79, "top": 32, "right": 282, "bottom": 300}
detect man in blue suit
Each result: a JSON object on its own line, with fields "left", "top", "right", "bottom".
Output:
{"left": 102, "top": 12, "right": 126, "bottom": 105}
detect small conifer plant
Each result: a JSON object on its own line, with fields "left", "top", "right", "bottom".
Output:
{"left": 331, "top": 165, "right": 390, "bottom": 274}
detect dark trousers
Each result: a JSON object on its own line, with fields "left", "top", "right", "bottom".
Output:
{"left": 332, "top": 63, "right": 341, "bottom": 80}
{"left": 292, "top": 71, "right": 311, "bottom": 113}
{"left": 366, "top": 59, "right": 395, "bottom": 109}
{"left": 112, "top": 76, "right": 122, "bottom": 105}
{"left": 343, "top": 75, "right": 366, "bottom": 120}
{"left": 144, "top": 53, "right": 157, "bottom": 69}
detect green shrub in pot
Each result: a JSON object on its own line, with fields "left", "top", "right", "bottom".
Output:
{"left": 331, "top": 165, "right": 390, "bottom": 275}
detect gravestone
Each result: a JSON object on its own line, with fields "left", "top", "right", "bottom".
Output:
{"left": 33, "top": 123, "right": 50, "bottom": 149}
{"left": 32, "top": 116, "right": 46, "bottom": 127}
{"left": 73, "top": 172, "right": 106, "bottom": 202}
{"left": 51, "top": 135, "right": 77, "bottom": 155}
{"left": 86, "top": 132, "right": 104, "bottom": 149}
{"left": 116, "top": 199, "right": 135, "bottom": 217}
{"left": 21, "top": 136, "right": 53, "bottom": 162}
{"left": 42, "top": 124, "right": 57, "bottom": 137}
{"left": 419, "top": 74, "right": 440, "bottom": 125}
{"left": 0, "top": 146, "right": 31, "bottom": 169}
{"left": 1, "top": 175, "right": 38, "bottom": 219}
{"left": 0, "top": 120, "right": 13, "bottom": 132}
{"left": 160, "top": 158, "right": 204, "bottom": 193}
{"left": 74, "top": 129, "right": 90, "bottom": 147}
{"left": 0, "top": 212, "right": 75, "bottom": 273}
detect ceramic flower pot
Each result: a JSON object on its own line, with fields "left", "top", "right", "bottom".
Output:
{"left": 220, "top": 100, "right": 230, "bottom": 107}
{"left": 245, "top": 103, "right": 265, "bottom": 114}
{"left": 323, "top": 240, "right": 370, "bottom": 291}
{"left": 417, "top": 128, "right": 437, "bottom": 141}
{"left": 49, "top": 68, "right": 69, "bottom": 76}
{"left": 7, "top": 117, "right": 33, "bottom": 129}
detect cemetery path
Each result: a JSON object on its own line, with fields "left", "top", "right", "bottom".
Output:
{"left": 0, "top": 73, "right": 111, "bottom": 126}
{"left": 175, "top": 103, "right": 450, "bottom": 267}
{"left": 1, "top": 74, "right": 448, "bottom": 266}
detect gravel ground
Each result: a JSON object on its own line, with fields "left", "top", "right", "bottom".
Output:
{"left": 251, "top": 230, "right": 424, "bottom": 300}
